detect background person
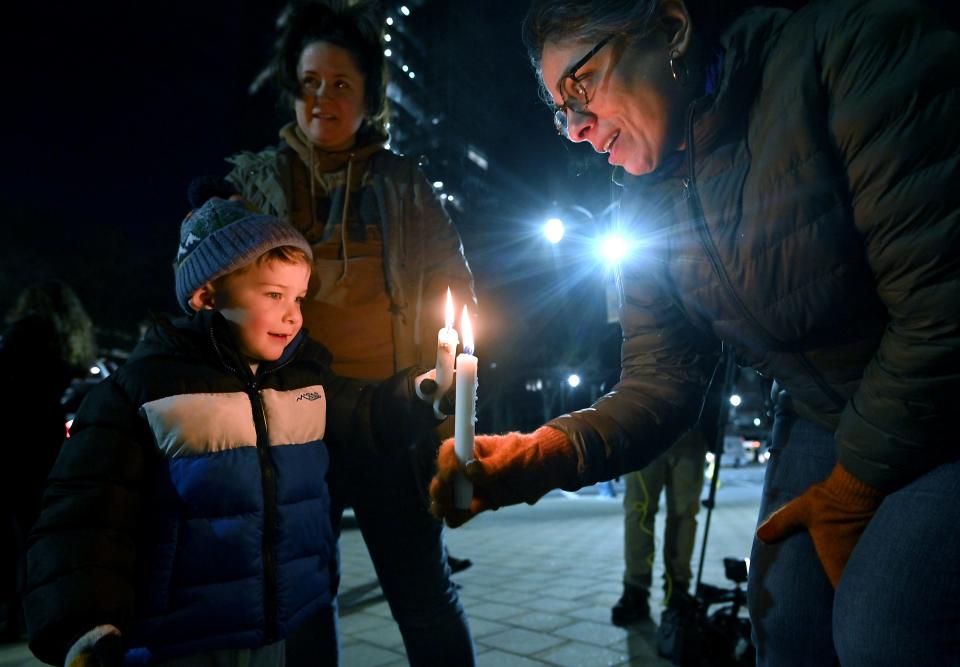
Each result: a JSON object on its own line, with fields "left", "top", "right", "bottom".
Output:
{"left": 224, "top": 2, "right": 476, "bottom": 665}
{"left": 430, "top": 1, "right": 960, "bottom": 665}
{"left": 613, "top": 428, "right": 709, "bottom": 625}
{"left": 0, "top": 281, "right": 96, "bottom": 642}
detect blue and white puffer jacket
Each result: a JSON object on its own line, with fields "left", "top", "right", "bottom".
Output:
{"left": 24, "top": 311, "right": 425, "bottom": 665}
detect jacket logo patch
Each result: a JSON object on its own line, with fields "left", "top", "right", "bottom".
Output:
{"left": 297, "top": 391, "right": 321, "bottom": 402}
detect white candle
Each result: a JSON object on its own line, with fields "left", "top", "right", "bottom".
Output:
{"left": 436, "top": 288, "right": 458, "bottom": 395}
{"left": 453, "top": 305, "right": 477, "bottom": 510}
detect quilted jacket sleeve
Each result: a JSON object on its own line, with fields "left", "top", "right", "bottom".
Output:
{"left": 547, "top": 180, "right": 721, "bottom": 486}
{"left": 819, "top": 0, "right": 960, "bottom": 490}
{"left": 410, "top": 163, "right": 476, "bottom": 312}
{"left": 24, "top": 378, "right": 148, "bottom": 665}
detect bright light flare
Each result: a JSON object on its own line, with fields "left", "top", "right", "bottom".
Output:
{"left": 598, "top": 234, "right": 631, "bottom": 266}
{"left": 729, "top": 394, "right": 742, "bottom": 407}
{"left": 544, "top": 217, "right": 565, "bottom": 244}
{"left": 567, "top": 373, "right": 581, "bottom": 388}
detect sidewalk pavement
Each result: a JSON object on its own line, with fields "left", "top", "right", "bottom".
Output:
{"left": 1, "top": 467, "right": 764, "bottom": 667}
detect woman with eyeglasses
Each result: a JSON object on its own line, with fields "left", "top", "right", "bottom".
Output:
{"left": 225, "top": 2, "right": 476, "bottom": 665}
{"left": 431, "top": 0, "right": 960, "bottom": 664}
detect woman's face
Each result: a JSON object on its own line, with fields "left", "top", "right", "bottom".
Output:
{"left": 540, "top": 31, "right": 689, "bottom": 176}
{"left": 294, "top": 41, "right": 367, "bottom": 152}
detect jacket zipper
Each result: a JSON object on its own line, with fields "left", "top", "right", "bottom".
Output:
{"left": 682, "top": 104, "right": 845, "bottom": 410}
{"left": 210, "top": 324, "right": 299, "bottom": 641}
{"left": 247, "top": 379, "right": 279, "bottom": 643}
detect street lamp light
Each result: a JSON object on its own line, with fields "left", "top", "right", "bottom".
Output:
{"left": 598, "top": 233, "right": 631, "bottom": 266}
{"left": 544, "top": 217, "right": 565, "bottom": 244}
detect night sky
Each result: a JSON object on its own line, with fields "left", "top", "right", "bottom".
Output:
{"left": 4, "top": 2, "right": 613, "bottom": 348}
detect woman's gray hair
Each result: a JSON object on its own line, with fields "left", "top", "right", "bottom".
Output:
{"left": 521, "top": 0, "right": 660, "bottom": 103}
{"left": 522, "top": 0, "right": 660, "bottom": 66}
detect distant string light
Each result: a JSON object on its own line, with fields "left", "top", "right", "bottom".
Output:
{"left": 400, "top": 5, "right": 410, "bottom": 15}
{"left": 433, "top": 181, "right": 444, "bottom": 189}
{"left": 386, "top": 17, "right": 394, "bottom": 25}
{"left": 384, "top": 33, "right": 392, "bottom": 42}
{"left": 384, "top": 48, "right": 392, "bottom": 57}
{"left": 408, "top": 71, "right": 415, "bottom": 79}
{"left": 401, "top": 64, "right": 409, "bottom": 72}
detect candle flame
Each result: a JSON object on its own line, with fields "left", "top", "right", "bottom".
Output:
{"left": 444, "top": 287, "right": 455, "bottom": 330}
{"left": 460, "top": 305, "right": 474, "bottom": 354}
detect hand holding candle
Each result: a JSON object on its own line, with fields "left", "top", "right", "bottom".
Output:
{"left": 453, "top": 306, "right": 478, "bottom": 510}
{"left": 434, "top": 289, "right": 458, "bottom": 417}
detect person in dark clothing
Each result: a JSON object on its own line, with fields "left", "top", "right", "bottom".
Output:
{"left": 0, "top": 281, "right": 96, "bottom": 642}
{"left": 23, "top": 199, "right": 442, "bottom": 666}
{"left": 225, "top": 2, "right": 476, "bottom": 665}
{"left": 431, "top": 1, "right": 960, "bottom": 665}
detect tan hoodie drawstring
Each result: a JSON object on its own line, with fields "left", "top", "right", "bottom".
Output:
{"left": 308, "top": 142, "right": 354, "bottom": 285}
{"left": 338, "top": 158, "right": 353, "bottom": 285}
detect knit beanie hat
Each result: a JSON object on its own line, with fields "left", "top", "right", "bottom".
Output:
{"left": 174, "top": 198, "right": 313, "bottom": 313}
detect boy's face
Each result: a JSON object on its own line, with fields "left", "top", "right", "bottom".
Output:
{"left": 214, "top": 259, "right": 310, "bottom": 363}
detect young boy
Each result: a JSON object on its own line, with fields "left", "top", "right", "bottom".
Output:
{"left": 24, "top": 198, "right": 439, "bottom": 666}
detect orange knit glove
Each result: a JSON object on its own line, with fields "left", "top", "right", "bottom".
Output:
{"left": 756, "top": 463, "right": 883, "bottom": 588}
{"left": 429, "top": 426, "right": 579, "bottom": 527}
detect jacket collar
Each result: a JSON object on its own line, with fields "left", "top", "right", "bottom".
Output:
{"left": 135, "top": 310, "right": 311, "bottom": 380}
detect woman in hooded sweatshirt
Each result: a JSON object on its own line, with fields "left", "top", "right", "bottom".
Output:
{"left": 224, "top": 2, "right": 476, "bottom": 665}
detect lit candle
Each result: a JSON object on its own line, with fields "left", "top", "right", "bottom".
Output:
{"left": 436, "top": 288, "right": 458, "bottom": 395}
{"left": 453, "top": 305, "right": 477, "bottom": 509}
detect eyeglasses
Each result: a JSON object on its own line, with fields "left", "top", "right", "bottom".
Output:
{"left": 552, "top": 34, "right": 615, "bottom": 136}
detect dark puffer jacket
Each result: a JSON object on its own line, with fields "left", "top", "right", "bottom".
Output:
{"left": 24, "top": 311, "right": 429, "bottom": 665}
{"left": 550, "top": 0, "right": 959, "bottom": 492}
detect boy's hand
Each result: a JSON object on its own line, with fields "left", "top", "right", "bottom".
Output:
{"left": 429, "top": 426, "right": 580, "bottom": 527}
{"left": 414, "top": 370, "right": 456, "bottom": 418}
{"left": 65, "top": 627, "right": 123, "bottom": 667}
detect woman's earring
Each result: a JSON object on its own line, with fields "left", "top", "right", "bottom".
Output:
{"left": 669, "top": 49, "right": 690, "bottom": 87}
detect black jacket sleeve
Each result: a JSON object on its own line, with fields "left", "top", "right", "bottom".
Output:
{"left": 24, "top": 377, "right": 149, "bottom": 666}
{"left": 547, "top": 179, "right": 721, "bottom": 486}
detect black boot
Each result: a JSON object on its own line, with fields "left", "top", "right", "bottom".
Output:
{"left": 447, "top": 553, "right": 473, "bottom": 574}
{"left": 611, "top": 585, "right": 650, "bottom": 626}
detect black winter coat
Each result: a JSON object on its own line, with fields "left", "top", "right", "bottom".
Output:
{"left": 550, "top": 0, "right": 960, "bottom": 492}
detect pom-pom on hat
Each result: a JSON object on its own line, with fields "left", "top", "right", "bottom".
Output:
{"left": 174, "top": 198, "right": 313, "bottom": 313}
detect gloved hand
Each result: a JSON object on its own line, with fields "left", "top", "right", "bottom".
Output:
{"left": 372, "top": 367, "right": 445, "bottom": 440}
{"left": 413, "top": 369, "right": 456, "bottom": 417}
{"left": 756, "top": 462, "right": 883, "bottom": 588}
{"left": 429, "top": 426, "right": 580, "bottom": 527}
{"left": 65, "top": 627, "right": 123, "bottom": 667}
